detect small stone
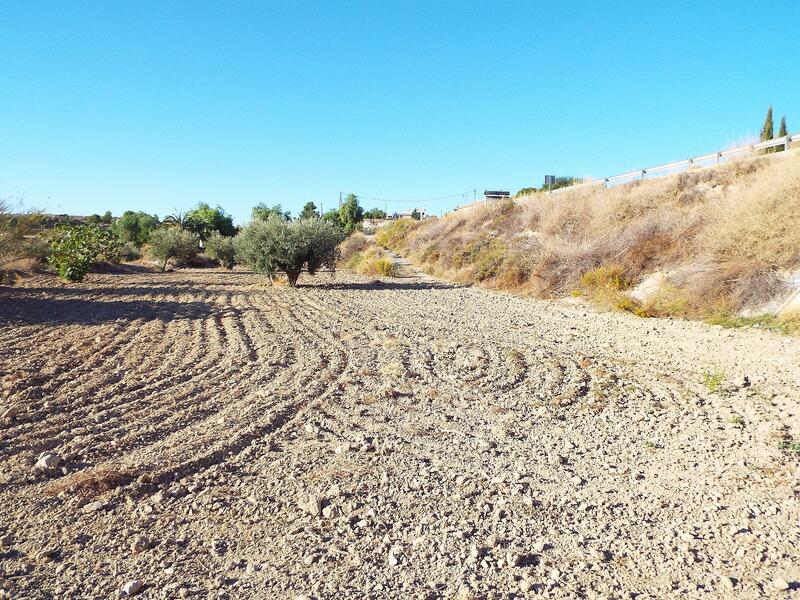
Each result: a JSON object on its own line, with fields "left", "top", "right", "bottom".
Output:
{"left": 720, "top": 576, "right": 735, "bottom": 589}
{"left": 388, "top": 547, "right": 401, "bottom": 566}
{"left": 772, "top": 578, "right": 790, "bottom": 591}
{"left": 36, "top": 547, "right": 59, "bottom": 561}
{"left": 1, "top": 406, "right": 19, "bottom": 420}
{"left": 35, "top": 453, "right": 62, "bottom": 470}
{"left": 130, "top": 535, "right": 151, "bottom": 553}
{"left": 322, "top": 505, "right": 340, "bottom": 519}
{"left": 122, "top": 579, "right": 144, "bottom": 596}
{"left": 82, "top": 500, "right": 106, "bottom": 514}
{"left": 0, "top": 534, "right": 13, "bottom": 548}
{"left": 519, "top": 579, "right": 532, "bottom": 592}
{"left": 303, "top": 494, "right": 323, "bottom": 517}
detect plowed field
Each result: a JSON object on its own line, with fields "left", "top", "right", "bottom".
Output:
{"left": 1, "top": 269, "right": 798, "bottom": 599}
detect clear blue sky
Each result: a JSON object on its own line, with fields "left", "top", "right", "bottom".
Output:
{"left": 2, "top": 1, "right": 798, "bottom": 223}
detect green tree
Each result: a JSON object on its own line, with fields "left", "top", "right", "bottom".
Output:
{"left": 321, "top": 209, "right": 342, "bottom": 227}
{"left": 234, "top": 215, "right": 345, "bottom": 286}
{"left": 338, "top": 194, "right": 364, "bottom": 234}
{"left": 184, "top": 202, "right": 236, "bottom": 240}
{"left": 363, "top": 208, "right": 387, "bottom": 220}
{"left": 111, "top": 211, "right": 159, "bottom": 246}
{"left": 48, "top": 223, "right": 119, "bottom": 282}
{"left": 148, "top": 228, "right": 199, "bottom": 272}
{"left": 760, "top": 106, "right": 775, "bottom": 153}
{"left": 299, "top": 201, "right": 319, "bottom": 220}
{"left": 777, "top": 115, "right": 788, "bottom": 152}
{"left": 410, "top": 209, "right": 421, "bottom": 220}
{"left": 102, "top": 211, "right": 113, "bottom": 224}
{"left": 86, "top": 214, "right": 102, "bottom": 224}
{"left": 252, "top": 203, "right": 291, "bottom": 222}
{"left": 205, "top": 232, "right": 236, "bottom": 269}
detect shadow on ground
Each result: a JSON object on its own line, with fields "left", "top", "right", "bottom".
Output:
{"left": 0, "top": 293, "right": 214, "bottom": 325}
{"left": 312, "top": 279, "right": 458, "bottom": 291}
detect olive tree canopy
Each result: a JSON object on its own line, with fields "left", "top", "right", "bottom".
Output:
{"left": 234, "top": 215, "right": 345, "bottom": 286}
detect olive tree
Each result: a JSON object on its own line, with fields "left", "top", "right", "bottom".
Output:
{"left": 234, "top": 215, "right": 345, "bottom": 286}
{"left": 148, "top": 228, "right": 199, "bottom": 272}
{"left": 206, "top": 231, "right": 236, "bottom": 269}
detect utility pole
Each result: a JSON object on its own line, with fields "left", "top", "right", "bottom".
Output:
{"left": 339, "top": 191, "right": 342, "bottom": 208}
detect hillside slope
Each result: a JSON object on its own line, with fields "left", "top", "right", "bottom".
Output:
{"left": 377, "top": 152, "right": 800, "bottom": 330}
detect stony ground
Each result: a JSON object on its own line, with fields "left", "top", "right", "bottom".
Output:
{"left": 0, "top": 268, "right": 798, "bottom": 599}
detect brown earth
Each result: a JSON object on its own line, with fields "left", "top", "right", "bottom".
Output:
{"left": 0, "top": 268, "right": 798, "bottom": 599}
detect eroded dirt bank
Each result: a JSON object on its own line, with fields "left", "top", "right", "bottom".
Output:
{"left": 1, "top": 269, "right": 798, "bottom": 599}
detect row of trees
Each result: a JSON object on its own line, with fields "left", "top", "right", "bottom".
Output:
{"left": 2, "top": 194, "right": 388, "bottom": 284}
{"left": 252, "top": 195, "right": 386, "bottom": 234}
{"left": 112, "top": 202, "right": 236, "bottom": 246}
{"left": 759, "top": 106, "right": 789, "bottom": 152}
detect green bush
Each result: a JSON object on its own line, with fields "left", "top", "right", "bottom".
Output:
{"left": 148, "top": 228, "right": 198, "bottom": 272}
{"left": 234, "top": 215, "right": 345, "bottom": 286}
{"left": 111, "top": 211, "right": 159, "bottom": 246}
{"left": 48, "top": 223, "right": 119, "bottom": 282}
{"left": 206, "top": 232, "right": 236, "bottom": 269}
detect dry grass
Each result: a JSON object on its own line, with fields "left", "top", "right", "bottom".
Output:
{"left": 377, "top": 152, "right": 800, "bottom": 326}
{"left": 46, "top": 463, "right": 136, "bottom": 497}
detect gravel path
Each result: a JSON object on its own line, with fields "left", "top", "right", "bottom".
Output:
{"left": 0, "top": 269, "right": 798, "bottom": 599}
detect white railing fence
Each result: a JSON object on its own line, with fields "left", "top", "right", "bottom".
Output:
{"left": 549, "top": 132, "right": 799, "bottom": 195}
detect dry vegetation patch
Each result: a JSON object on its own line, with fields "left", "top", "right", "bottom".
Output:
{"left": 377, "top": 153, "right": 800, "bottom": 329}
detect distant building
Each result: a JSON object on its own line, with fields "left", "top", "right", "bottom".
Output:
{"left": 484, "top": 190, "right": 510, "bottom": 201}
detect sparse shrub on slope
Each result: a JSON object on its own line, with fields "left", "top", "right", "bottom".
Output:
{"left": 375, "top": 218, "right": 421, "bottom": 251}
{"left": 48, "top": 223, "right": 119, "bottom": 282}
{"left": 148, "top": 228, "right": 199, "bottom": 272}
{"left": 340, "top": 232, "right": 403, "bottom": 277}
{"left": 235, "top": 216, "right": 345, "bottom": 286}
{"left": 339, "top": 232, "right": 370, "bottom": 263}
{"left": 1, "top": 200, "right": 46, "bottom": 281}
{"left": 205, "top": 232, "right": 236, "bottom": 269}
{"left": 380, "top": 153, "right": 800, "bottom": 327}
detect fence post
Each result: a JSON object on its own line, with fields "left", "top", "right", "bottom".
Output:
{"left": 716, "top": 152, "right": 721, "bottom": 165}
{"left": 604, "top": 178, "right": 609, "bottom": 189}
{"left": 787, "top": 134, "right": 792, "bottom": 152}
{"left": 641, "top": 170, "right": 646, "bottom": 180}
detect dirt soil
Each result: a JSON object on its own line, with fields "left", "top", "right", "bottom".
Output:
{"left": 0, "top": 268, "right": 798, "bottom": 599}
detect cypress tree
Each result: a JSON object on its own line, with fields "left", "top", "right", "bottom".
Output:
{"left": 760, "top": 106, "right": 774, "bottom": 141}
{"left": 759, "top": 106, "right": 774, "bottom": 153}
{"left": 777, "top": 116, "right": 788, "bottom": 152}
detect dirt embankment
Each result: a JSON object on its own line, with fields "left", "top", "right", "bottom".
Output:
{"left": 376, "top": 152, "right": 800, "bottom": 329}
{"left": 0, "top": 269, "right": 798, "bottom": 598}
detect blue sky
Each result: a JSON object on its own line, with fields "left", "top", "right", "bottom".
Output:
{"left": 2, "top": 1, "right": 798, "bottom": 223}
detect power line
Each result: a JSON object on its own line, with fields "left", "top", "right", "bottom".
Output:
{"left": 355, "top": 189, "right": 475, "bottom": 204}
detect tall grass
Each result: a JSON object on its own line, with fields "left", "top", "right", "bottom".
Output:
{"left": 377, "top": 152, "right": 800, "bottom": 322}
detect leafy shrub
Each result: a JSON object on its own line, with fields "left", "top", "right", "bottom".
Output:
{"left": 234, "top": 215, "right": 345, "bottom": 286}
{"left": 120, "top": 241, "right": 141, "bottom": 261}
{"left": 205, "top": 232, "right": 236, "bottom": 269}
{"left": 48, "top": 223, "right": 119, "bottom": 282}
{"left": 148, "top": 228, "right": 199, "bottom": 272}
